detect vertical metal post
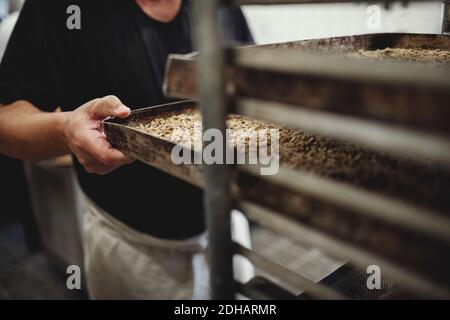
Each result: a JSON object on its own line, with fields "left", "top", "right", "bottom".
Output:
{"left": 444, "top": 1, "right": 450, "bottom": 34}
{"left": 193, "top": 0, "right": 234, "bottom": 299}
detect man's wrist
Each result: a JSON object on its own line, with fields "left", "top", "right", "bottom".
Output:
{"left": 55, "top": 111, "right": 72, "bottom": 147}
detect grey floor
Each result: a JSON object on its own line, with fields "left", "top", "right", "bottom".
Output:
{"left": 251, "top": 226, "right": 393, "bottom": 299}
{"left": 0, "top": 219, "right": 390, "bottom": 300}
{"left": 253, "top": 227, "right": 344, "bottom": 282}
{"left": 0, "top": 222, "right": 86, "bottom": 300}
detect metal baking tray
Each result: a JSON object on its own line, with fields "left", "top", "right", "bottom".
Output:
{"left": 164, "top": 33, "right": 450, "bottom": 136}
{"left": 103, "top": 99, "right": 450, "bottom": 296}
{"left": 103, "top": 100, "right": 204, "bottom": 187}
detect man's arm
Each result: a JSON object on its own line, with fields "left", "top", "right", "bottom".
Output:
{"left": 0, "top": 100, "right": 69, "bottom": 161}
{"left": 0, "top": 95, "right": 134, "bottom": 175}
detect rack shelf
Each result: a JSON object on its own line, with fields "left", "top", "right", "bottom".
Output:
{"left": 105, "top": 0, "right": 450, "bottom": 300}
{"left": 192, "top": 0, "right": 450, "bottom": 299}
{"left": 104, "top": 100, "right": 450, "bottom": 299}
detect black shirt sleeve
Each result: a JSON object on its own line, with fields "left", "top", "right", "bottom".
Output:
{"left": 0, "top": 0, "right": 61, "bottom": 111}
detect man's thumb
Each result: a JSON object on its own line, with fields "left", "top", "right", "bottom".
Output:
{"left": 91, "top": 95, "right": 131, "bottom": 119}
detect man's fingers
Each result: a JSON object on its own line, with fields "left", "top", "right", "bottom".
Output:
{"left": 81, "top": 134, "right": 134, "bottom": 166}
{"left": 68, "top": 96, "right": 134, "bottom": 176}
{"left": 84, "top": 162, "right": 120, "bottom": 176}
{"left": 77, "top": 148, "right": 130, "bottom": 175}
{"left": 90, "top": 95, "right": 131, "bottom": 120}
{"left": 103, "top": 147, "right": 135, "bottom": 165}
{"left": 97, "top": 165, "right": 121, "bottom": 176}
{"left": 76, "top": 149, "right": 98, "bottom": 166}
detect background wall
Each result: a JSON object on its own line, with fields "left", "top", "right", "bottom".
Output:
{"left": 242, "top": 2, "right": 444, "bottom": 44}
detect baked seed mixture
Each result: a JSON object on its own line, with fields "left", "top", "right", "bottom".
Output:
{"left": 348, "top": 48, "right": 450, "bottom": 65}
{"left": 131, "top": 108, "right": 450, "bottom": 214}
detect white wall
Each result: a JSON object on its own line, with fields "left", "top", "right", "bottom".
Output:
{"left": 243, "top": 2, "right": 444, "bottom": 44}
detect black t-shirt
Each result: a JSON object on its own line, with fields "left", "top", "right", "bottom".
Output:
{"left": 0, "top": 0, "right": 252, "bottom": 239}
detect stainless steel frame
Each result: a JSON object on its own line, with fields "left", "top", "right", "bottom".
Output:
{"left": 103, "top": 100, "right": 450, "bottom": 298}
{"left": 191, "top": 0, "right": 450, "bottom": 300}
{"left": 194, "top": 0, "right": 234, "bottom": 299}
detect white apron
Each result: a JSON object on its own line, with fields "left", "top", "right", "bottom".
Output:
{"left": 82, "top": 196, "right": 254, "bottom": 299}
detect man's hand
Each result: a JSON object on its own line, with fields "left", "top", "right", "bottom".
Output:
{"left": 61, "top": 95, "right": 135, "bottom": 175}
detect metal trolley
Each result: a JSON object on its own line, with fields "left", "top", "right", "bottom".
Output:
{"left": 192, "top": 0, "right": 450, "bottom": 299}
{"left": 104, "top": 0, "right": 450, "bottom": 300}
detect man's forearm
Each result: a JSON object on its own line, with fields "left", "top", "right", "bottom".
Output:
{"left": 0, "top": 100, "right": 70, "bottom": 161}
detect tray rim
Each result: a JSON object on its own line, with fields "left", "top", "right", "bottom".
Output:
{"left": 103, "top": 99, "right": 199, "bottom": 126}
